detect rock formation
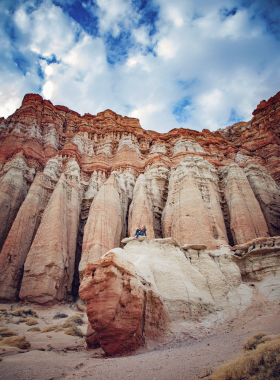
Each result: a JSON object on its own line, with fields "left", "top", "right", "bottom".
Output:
{"left": 244, "top": 162, "right": 280, "bottom": 237}
{"left": 19, "top": 159, "right": 81, "bottom": 303}
{"left": 162, "top": 156, "right": 228, "bottom": 249}
{"left": 219, "top": 163, "right": 269, "bottom": 244}
{"left": 79, "top": 249, "right": 169, "bottom": 356}
{"left": 128, "top": 174, "right": 155, "bottom": 240}
{"left": 0, "top": 157, "right": 61, "bottom": 300}
{"left": 0, "top": 91, "right": 279, "bottom": 347}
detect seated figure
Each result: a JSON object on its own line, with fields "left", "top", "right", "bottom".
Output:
{"left": 135, "top": 225, "right": 147, "bottom": 239}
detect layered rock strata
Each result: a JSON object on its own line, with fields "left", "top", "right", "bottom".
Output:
{"left": 232, "top": 236, "right": 280, "bottom": 281}
{"left": 0, "top": 157, "right": 61, "bottom": 299}
{"left": 219, "top": 163, "right": 269, "bottom": 244}
{"left": 19, "top": 160, "right": 81, "bottom": 303}
{"left": 244, "top": 162, "right": 280, "bottom": 237}
{"left": 162, "top": 156, "right": 228, "bottom": 249}
{"left": 0, "top": 91, "right": 279, "bottom": 304}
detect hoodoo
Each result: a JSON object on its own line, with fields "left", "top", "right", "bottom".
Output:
{"left": 0, "top": 91, "right": 280, "bottom": 355}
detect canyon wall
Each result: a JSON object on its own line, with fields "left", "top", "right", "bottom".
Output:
{"left": 0, "top": 91, "right": 279, "bottom": 304}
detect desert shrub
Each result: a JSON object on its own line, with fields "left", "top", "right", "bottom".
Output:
{"left": 0, "top": 336, "right": 2, "bottom": 341}
{"left": 53, "top": 313, "right": 68, "bottom": 319}
{"left": 41, "top": 324, "right": 62, "bottom": 333}
{"left": 12, "top": 308, "right": 38, "bottom": 318}
{"left": 27, "top": 327, "right": 41, "bottom": 332}
{"left": 243, "top": 332, "right": 270, "bottom": 351}
{"left": 0, "top": 308, "right": 7, "bottom": 314}
{"left": 210, "top": 337, "right": 280, "bottom": 380}
{"left": 0, "top": 328, "right": 18, "bottom": 337}
{"left": 0, "top": 336, "right": 30, "bottom": 349}
{"left": 25, "top": 318, "right": 39, "bottom": 326}
{"left": 62, "top": 321, "right": 76, "bottom": 329}
{"left": 53, "top": 327, "right": 64, "bottom": 332}
{"left": 64, "top": 326, "right": 84, "bottom": 337}
{"left": 0, "top": 356, "right": 2, "bottom": 362}
{"left": 64, "top": 314, "right": 84, "bottom": 326}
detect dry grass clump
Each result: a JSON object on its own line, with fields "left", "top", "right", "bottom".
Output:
{"left": 0, "top": 308, "right": 8, "bottom": 314}
{"left": 41, "top": 324, "right": 62, "bottom": 333}
{"left": 0, "top": 336, "right": 30, "bottom": 349}
{"left": 64, "top": 314, "right": 84, "bottom": 326}
{"left": 243, "top": 332, "right": 271, "bottom": 351}
{"left": 27, "top": 326, "right": 41, "bottom": 332}
{"left": 0, "top": 327, "right": 18, "bottom": 337}
{"left": 25, "top": 318, "right": 39, "bottom": 326}
{"left": 64, "top": 326, "right": 84, "bottom": 337}
{"left": 12, "top": 308, "right": 39, "bottom": 318}
{"left": 210, "top": 336, "right": 280, "bottom": 380}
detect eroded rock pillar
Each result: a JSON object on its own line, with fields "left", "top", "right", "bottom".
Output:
{"left": 219, "top": 163, "right": 269, "bottom": 244}
{"left": 0, "top": 153, "right": 35, "bottom": 251}
{"left": 0, "top": 158, "right": 62, "bottom": 300}
{"left": 244, "top": 162, "right": 280, "bottom": 237}
{"left": 19, "top": 160, "right": 80, "bottom": 303}
{"left": 162, "top": 156, "right": 228, "bottom": 249}
{"left": 128, "top": 174, "right": 155, "bottom": 240}
{"left": 79, "top": 172, "right": 124, "bottom": 278}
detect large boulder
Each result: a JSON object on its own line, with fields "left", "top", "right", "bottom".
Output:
{"left": 79, "top": 249, "right": 169, "bottom": 356}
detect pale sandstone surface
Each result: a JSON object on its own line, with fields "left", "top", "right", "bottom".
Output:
{"left": 0, "top": 158, "right": 62, "bottom": 300}
{"left": 128, "top": 174, "right": 155, "bottom": 240}
{"left": 219, "top": 163, "right": 269, "bottom": 244}
{"left": 0, "top": 153, "right": 35, "bottom": 251}
{"left": 162, "top": 156, "right": 228, "bottom": 249}
{"left": 232, "top": 236, "right": 280, "bottom": 282}
{"left": 244, "top": 162, "right": 280, "bottom": 236}
{"left": 79, "top": 171, "right": 135, "bottom": 278}
{"left": 79, "top": 250, "right": 169, "bottom": 356}
{"left": 19, "top": 160, "right": 81, "bottom": 303}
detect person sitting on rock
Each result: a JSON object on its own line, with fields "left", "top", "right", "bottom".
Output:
{"left": 135, "top": 225, "right": 147, "bottom": 239}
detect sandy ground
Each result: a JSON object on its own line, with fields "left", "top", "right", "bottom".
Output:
{"left": 0, "top": 282, "right": 279, "bottom": 380}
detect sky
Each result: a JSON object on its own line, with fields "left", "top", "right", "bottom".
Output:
{"left": 0, "top": 0, "right": 280, "bottom": 133}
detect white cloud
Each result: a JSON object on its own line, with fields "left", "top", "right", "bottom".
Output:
{"left": 0, "top": 0, "right": 280, "bottom": 134}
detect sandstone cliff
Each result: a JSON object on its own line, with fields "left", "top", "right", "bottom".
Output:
{"left": 0, "top": 91, "right": 279, "bottom": 314}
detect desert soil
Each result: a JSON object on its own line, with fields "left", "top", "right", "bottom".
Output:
{"left": 0, "top": 283, "right": 279, "bottom": 380}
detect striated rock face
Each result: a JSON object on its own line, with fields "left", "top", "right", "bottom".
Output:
{"left": 0, "top": 91, "right": 279, "bottom": 306}
{"left": 219, "top": 163, "right": 269, "bottom": 244}
{"left": 0, "top": 153, "right": 35, "bottom": 251}
{"left": 128, "top": 174, "right": 155, "bottom": 240}
{"left": 79, "top": 249, "right": 169, "bottom": 356}
{"left": 232, "top": 236, "right": 280, "bottom": 281}
{"left": 79, "top": 171, "right": 135, "bottom": 278}
{"left": 19, "top": 160, "right": 81, "bottom": 304}
{"left": 244, "top": 162, "right": 280, "bottom": 237}
{"left": 162, "top": 156, "right": 228, "bottom": 249}
{"left": 0, "top": 157, "right": 61, "bottom": 300}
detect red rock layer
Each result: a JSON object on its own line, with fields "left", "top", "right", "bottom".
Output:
{"left": 0, "top": 91, "right": 279, "bottom": 302}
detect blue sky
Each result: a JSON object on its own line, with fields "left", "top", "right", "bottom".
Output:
{"left": 0, "top": 0, "right": 280, "bottom": 132}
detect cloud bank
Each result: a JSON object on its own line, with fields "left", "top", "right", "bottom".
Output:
{"left": 0, "top": 0, "right": 280, "bottom": 132}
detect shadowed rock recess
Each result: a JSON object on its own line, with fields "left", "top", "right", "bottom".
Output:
{"left": 0, "top": 92, "right": 280, "bottom": 355}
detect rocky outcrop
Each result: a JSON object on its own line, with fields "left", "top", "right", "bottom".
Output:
{"left": 0, "top": 157, "right": 61, "bottom": 300}
{"left": 128, "top": 174, "right": 155, "bottom": 240}
{"left": 232, "top": 236, "right": 280, "bottom": 281}
{"left": 19, "top": 160, "right": 81, "bottom": 304}
{"left": 79, "top": 249, "right": 169, "bottom": 356}
{"left": 0, "top": 91, "right": 279, "bottom": 305}
{"left": 162, "top": 156, "right": 228, "bottom": 249}
{"left": 0, "top": 153, "right": 35, "bottom": 251}
{"left": 244, "top": 162, "right": 280, "bottom": 237}
{"left": 219, "top": 163, "right": 269, "bottom": 244}
{"left": 79, "top": 171, "right": 135, "bottom": 278}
